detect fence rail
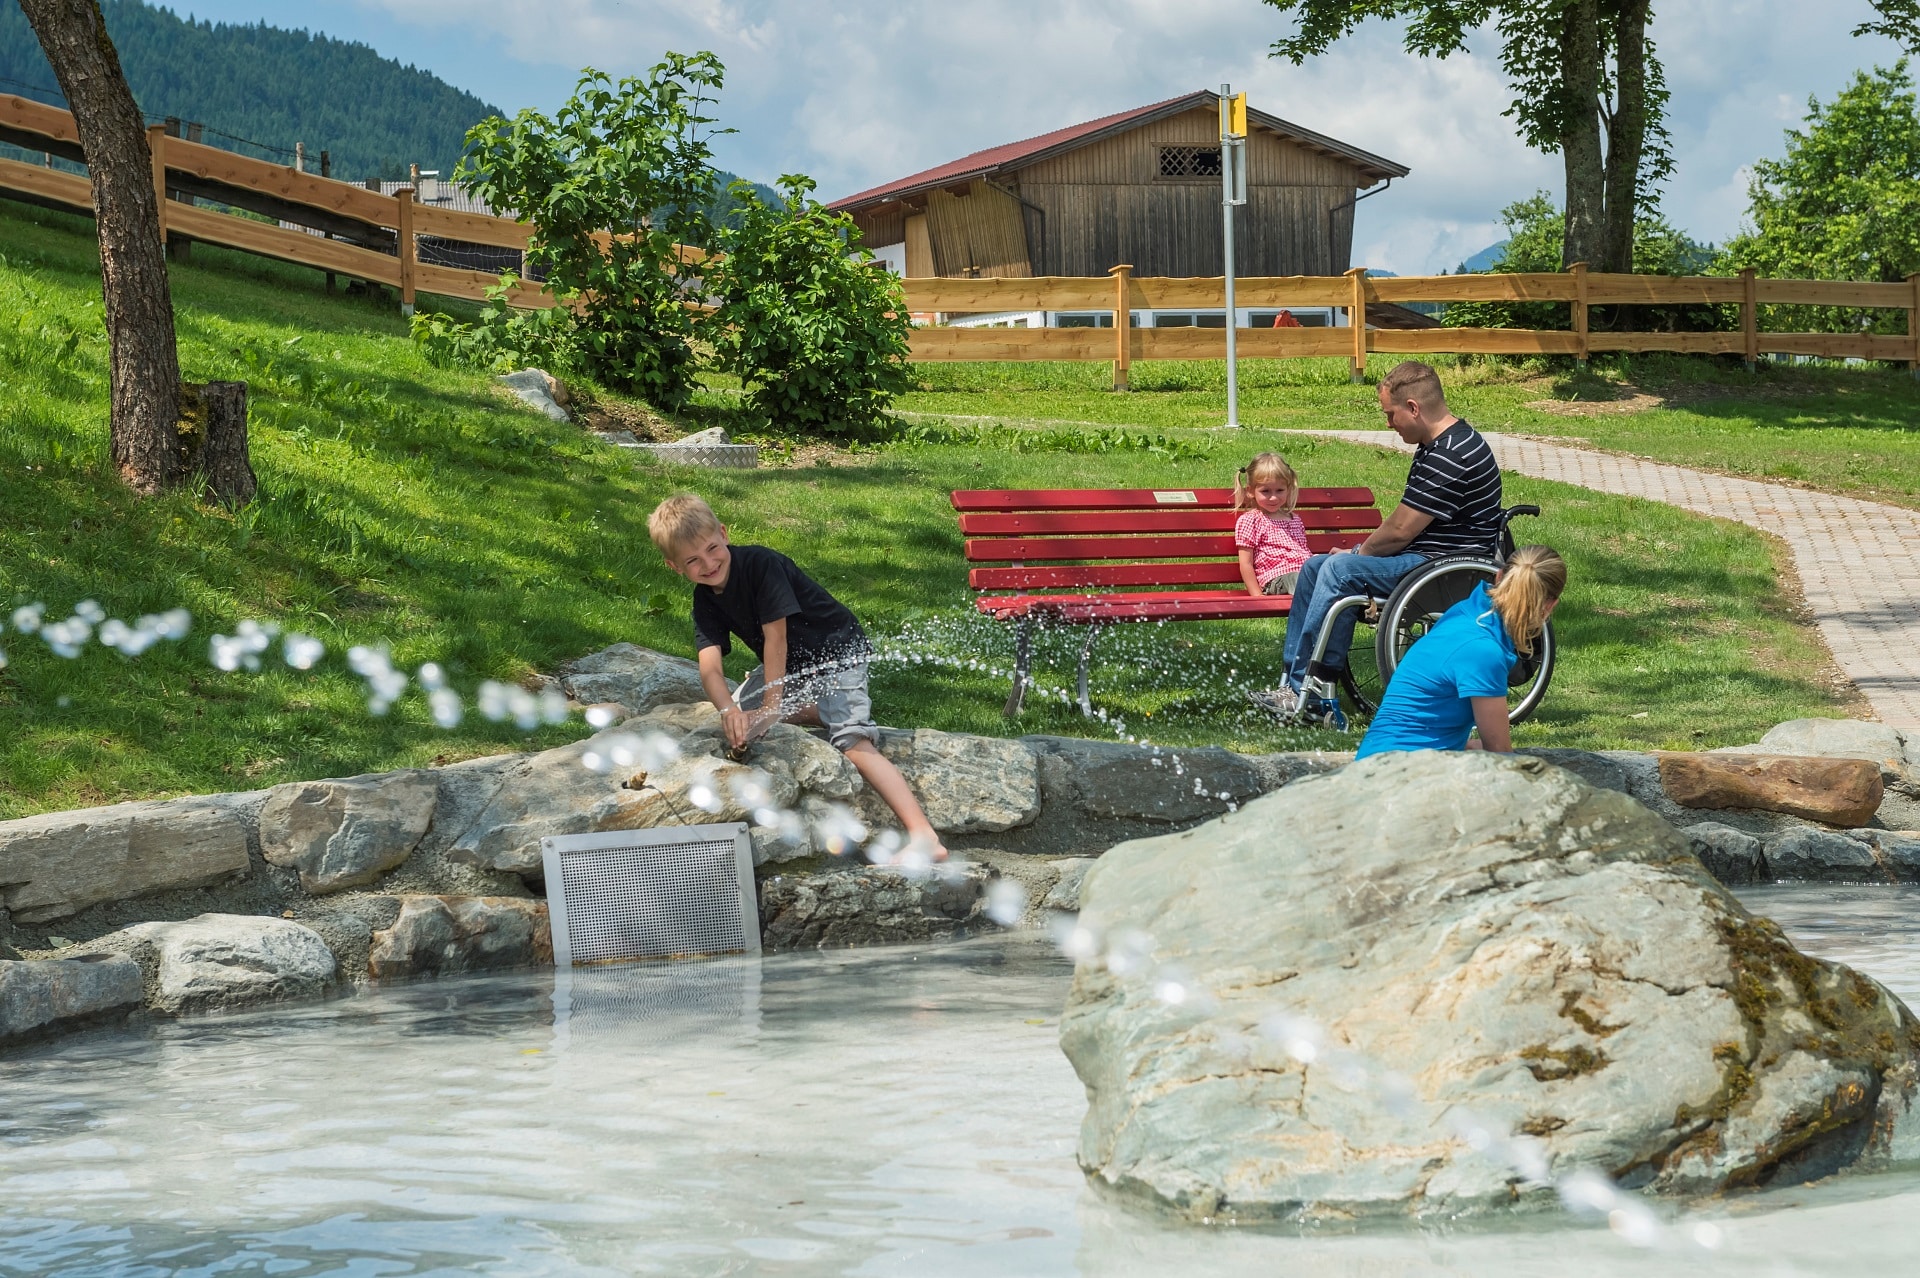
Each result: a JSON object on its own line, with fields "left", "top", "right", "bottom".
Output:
{"left": 902, "top": 264, "right": 1920, "bottom": 383}
{"left": 0, "top": 92, "right": 556, "bottom": 311}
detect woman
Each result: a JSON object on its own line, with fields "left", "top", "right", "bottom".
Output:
{"left": 1354, "top": 546, "right": 1566, "bottom": 759}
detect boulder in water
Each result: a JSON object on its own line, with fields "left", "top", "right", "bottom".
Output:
{"left": 1061, "top": 751, "right": 1920, "bottom": 1223}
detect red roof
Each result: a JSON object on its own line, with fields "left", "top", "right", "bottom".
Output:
{"left": 828, "top": 91, "right": 1406, "bottom": 211}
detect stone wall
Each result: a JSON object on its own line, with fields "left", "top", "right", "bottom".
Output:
{"left": 5, "top": 697, "right": 1919, "bottom": 1046}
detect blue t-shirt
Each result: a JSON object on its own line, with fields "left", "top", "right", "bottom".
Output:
{"left": 1355, "top": 582, "right": 1517, "bottom": 759}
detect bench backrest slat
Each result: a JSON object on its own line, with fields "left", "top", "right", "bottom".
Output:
{"left": 966, "top": 531, "right": 1383, "bottom": 563}
{"left": 958, "top": 507, "right": 1381, "bottom": 536}
{"left": 951, "top": 486, "right": 1374, "bottom": 512}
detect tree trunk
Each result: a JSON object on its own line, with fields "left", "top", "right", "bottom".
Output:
{"left": 18, "top": 0, "right": 183, "bottom": 495}
{"left": 1558, "top": 0, "right": 1608, "bottom": 270}
{"left": 1601, "top": 0, "right": 1651, "bottom": 274}
{"left": 180, "top": 381, "right": 255, "bottom": 507}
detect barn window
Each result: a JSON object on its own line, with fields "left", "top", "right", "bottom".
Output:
{"left": 1158, "top": 146, "right": 1223, "bottom": 179}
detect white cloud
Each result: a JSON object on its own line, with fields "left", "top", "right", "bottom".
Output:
{"left": 315, "top": 0, "right": 1915, "bottom": 270}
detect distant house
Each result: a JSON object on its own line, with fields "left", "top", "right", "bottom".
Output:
{"left": 828, "top": 90, "right": 1408, "bottom": 329}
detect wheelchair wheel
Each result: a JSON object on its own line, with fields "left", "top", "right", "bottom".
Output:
{"left": 1373, "top": 556, "right": 1556, "bottom": 725}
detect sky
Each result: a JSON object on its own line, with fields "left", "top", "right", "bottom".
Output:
{"left": 167, "top": 0, "right": 1909, "bottom": 273}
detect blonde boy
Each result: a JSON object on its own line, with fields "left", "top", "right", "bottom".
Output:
{"left": 648, "top": 494, "right": 945, "bottom": 860}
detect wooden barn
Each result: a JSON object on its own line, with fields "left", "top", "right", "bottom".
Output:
{"left": 828, "top": 90, "right": 1407, "bottom": 288}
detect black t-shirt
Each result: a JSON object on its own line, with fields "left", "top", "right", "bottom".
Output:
{"left": 692, "top": 544, "right": 869, "bottom": 671}
{"left": 1401, "top": 419, "right": 1503, "bottom": 559}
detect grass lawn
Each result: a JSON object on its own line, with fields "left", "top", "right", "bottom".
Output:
{"left": 0, "top": 199, "right": 1869, "bottom": 819}
{"left": 901, "top": 353, "right": 1920, "bottom": 508}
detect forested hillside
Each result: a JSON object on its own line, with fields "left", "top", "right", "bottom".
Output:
{"left": 2, "top": 0, "right": 495, "bottom": 177}
{"left": 3, "top": 0, "right": 780, "bottom": 213}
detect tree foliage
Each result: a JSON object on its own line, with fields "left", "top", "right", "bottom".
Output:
{"left": 456, "top": 58, "right": 726, "bottom": 408}
{"left": 1718, "top": 63, "right": 1920, "bottom": 335}
{"left": 1445, "top": 192, "right": 1718, "bottom": 331}
{"left": 1263, "top": 0, "right": 1667, "bottom": 273}
{"left": 706, "top": 176, "right": 912, "bottom": 436}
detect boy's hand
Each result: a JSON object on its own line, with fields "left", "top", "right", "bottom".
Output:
{"left": 722, "top": 707, "right": 753, "bottom": 750}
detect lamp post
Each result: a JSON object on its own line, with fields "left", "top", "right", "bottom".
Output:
{"left": 1220, "top": 85, "right": 1247, "bottom": 428}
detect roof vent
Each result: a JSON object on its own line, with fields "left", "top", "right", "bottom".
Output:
{"left": 541, "top": 823, "right": 760, "bottom": 966}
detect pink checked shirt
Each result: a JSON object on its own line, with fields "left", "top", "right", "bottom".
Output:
{"left": 1234, "top": 509, "right": 1312, "bottom": 587}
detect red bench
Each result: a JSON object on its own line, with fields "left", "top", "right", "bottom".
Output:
{"left": 952, "top": 486, "right": 1382, "bottom": 714}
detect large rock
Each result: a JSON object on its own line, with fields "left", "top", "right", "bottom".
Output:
{"left": 1062, "top": 752, "right": 1920, "bottom": 1223}
{"left": 90, "top": 914, "right": 337, "bottom": 1015}
{"left": 447, "top": 720, "right": 769, "bottom": 877}
{"left": 557, "top": 643, "right": 708, "bottom": 715}
{"left": 259, "top": 771, "right": 438, "bottom": 895}
{"left": 1851, "top": 829, "right": 1920, "bottom": 881}
{"left": 758, "top": 864, "right": 991, "bottom": 950}
{"left": 879, "top": 730, "right": 1039, "bottom": 833}
{"left": 1762, "top": 828, "right": 1883, "bottom": 882}
{"left": 496, "top": 368, "right": 569, "bottom": 421}
{"left": 1659, "top": 752, "right": 1883, "bottom": 827}
{"left": 366, "top": 895, "right": 552, "bottom": 980}
{"left": 1753, "top": 719, "right": 1918, "bottom": 795}
{"left": 0, "top": 798, "right": 252, "bottom": 924}
{"left": 1028, "top": 738, "right": 1269, "bottom": 826}
{"left": 0, "top": 954, "right": 143, "bottom": 1043}
{"left": 1681, "top": 821, "right": 1767, "bottom": 886}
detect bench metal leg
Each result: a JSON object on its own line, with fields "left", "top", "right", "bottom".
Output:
{"left": 1076, "top": 625, "right": 1102, "bottom": 718}
{"left": 1003, "top": 617, "right": 1035, "bottom": 718}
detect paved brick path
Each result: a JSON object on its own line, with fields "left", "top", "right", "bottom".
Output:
{"left": 1297, "top": 429, "right": 1920, "bottom": 728}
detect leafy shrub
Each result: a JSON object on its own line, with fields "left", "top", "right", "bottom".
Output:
{"left": 457, "top": 56, "right": 725, "bottom": 409}
{"left": 705, "top": 176, "right": 912, "bottom": 436}
{"left": 411, "top": 278, "right": 581, "bottom": 375}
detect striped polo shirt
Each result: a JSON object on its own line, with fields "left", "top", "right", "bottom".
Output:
{"left": 1402, "top": 419, "right": 1502, "bottom": 559}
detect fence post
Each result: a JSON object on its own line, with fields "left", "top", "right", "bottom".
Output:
{"left": 1345, "top": 267, "right": 1368, "bottom": 382}
{"left": 1110, "top": 263, "right": 1133, "bottom": 391}
{"left": 1909, "top": 272, "right": 1920, "bottom": 380}
{"left": 1569, "top": 262, "right": 1589, "bottom": 367}
{"left": 396, "top": 188, "right": 416, "bottom": 317}
{"left": 146, "top": 124, "right": 168, "bottom": 248}
{"left": 1740, "top": 267, "right": 1758, "bottom": 371}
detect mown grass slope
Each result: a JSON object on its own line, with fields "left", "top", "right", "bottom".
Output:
{"left": 0, "top": 200, "right": 1862, "bottom": 819}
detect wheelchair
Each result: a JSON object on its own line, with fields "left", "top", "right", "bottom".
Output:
{"left": 1288, "top": 504, "right": 1556, "bottom": 727}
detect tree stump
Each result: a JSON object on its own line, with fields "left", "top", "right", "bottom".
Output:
{"left": 178, "top": 381, "right": 256, "bottom": 507}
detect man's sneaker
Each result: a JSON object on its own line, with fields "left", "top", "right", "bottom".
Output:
{"left": 1247, "top": 685, "right": 1299, "bottom": 717}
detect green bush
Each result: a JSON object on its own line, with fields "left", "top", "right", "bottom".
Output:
{"left": 411, "top": 278, "right": 581, "bottom": 374}
{"left": 705, "top": 176, "right": 912, "bottom": 436}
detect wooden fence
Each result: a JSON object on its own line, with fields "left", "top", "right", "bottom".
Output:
{"left": 6, "top": 92, "right": 1915, "bottom": 381}
{"left": 0, "top": 92, "right": 552, "bottom": 310}
{"left": 903, "top": 265, "right": 1920, "bottom": 384}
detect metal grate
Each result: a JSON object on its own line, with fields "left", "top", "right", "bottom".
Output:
{"left": 1159, "top": 146, "right": 1223, "bottom": 179}
{"left": 541, "top": 824, "right": 759, "bottom": 965}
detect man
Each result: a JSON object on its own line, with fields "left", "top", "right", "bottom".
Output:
{"left": 1258, "top": 360, "right": 1503, "bottom": 726}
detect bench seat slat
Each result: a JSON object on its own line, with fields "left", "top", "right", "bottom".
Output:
{"left": 957, "top": 507, "right": 1382, "bottom": 536}
{"left": 977, "top": 591, "right": 1296, "bottom": 623}
{"left": 966, "top": 535, "right": 1368, "bottom": 589}
{"left": 951, "top": 486, "right": 1375, "bottom": 512}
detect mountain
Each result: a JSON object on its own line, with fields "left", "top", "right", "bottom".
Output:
{"left": 1455, "top": 240, "right": 1508, "bottom": 273}
{"left": 1, "top": 0, "right": 780, "bottom": 210}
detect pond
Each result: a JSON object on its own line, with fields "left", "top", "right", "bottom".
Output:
{"left": 3, "top": 885, "right": 1918, "bottom": 1276}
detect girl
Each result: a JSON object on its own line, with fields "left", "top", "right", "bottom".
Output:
{"left": 1355, "top": 546, "right": 1566, "bottom": 758}
{"left": 1233, "top": 453, "right": 1313, "bottom": 599}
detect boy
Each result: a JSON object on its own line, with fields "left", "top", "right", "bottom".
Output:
{"left": 647, "top": 493, "right": 945, "bottom": 860}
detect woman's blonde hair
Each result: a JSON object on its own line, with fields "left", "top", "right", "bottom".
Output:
{"left": 1233, "top": 452, "right": 1298, "bottom": 513}
{"left": 1489, "top": 545, "right": 1567, "bottom": 656}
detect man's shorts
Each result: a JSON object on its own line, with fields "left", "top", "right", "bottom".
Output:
{"left": 736, "top": 660, "right": 879, "bottom": 751}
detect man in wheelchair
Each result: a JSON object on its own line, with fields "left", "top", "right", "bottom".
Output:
{"left": 1254, "top": 361, "right": 1503, "bottom": 727}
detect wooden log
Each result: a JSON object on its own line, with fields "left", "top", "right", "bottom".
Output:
{"left": 1346, "top": 267, "right": 1368, "bottom": 381}
{"left": 396, "top": 188, "right": 416, "bottom": 314}
{"left": 1370, "top": 273, "right": 1578, "bottom": 304}
{"left": 1741, "top": 268, "right": 1759, "bottom": 369}
{"left": 1911, "top": 273, "right": 1920, "bottom": 375}
{"left": 1569, "top": 262, "right": 1589, "bottom": 364}
{"left": 1753, "top": 279, "right": 1911, "bottom": 308}
{"left": 178, "top": 380, "right": 255, "bottom": 507}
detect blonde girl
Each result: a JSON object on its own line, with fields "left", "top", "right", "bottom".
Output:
{"left": 1232, "top": 453, "right": 1313, "bottom": 598}
{"left": 1354, "top": 546, "right": 1567, "bottom": 758}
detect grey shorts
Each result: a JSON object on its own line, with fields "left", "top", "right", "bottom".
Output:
{"left": 1263, "top": 571, "right": 1300, "bottom": 596}
{"left": 736, "top": 660, "right": 878, "bottom": 751}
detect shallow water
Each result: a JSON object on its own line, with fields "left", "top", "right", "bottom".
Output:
{"left": 3, "top": 887, "right": 1919, "bottom": 1276}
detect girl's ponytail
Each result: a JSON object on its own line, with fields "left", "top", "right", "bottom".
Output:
{"left": 1489, "top": 546, "right": 1567, "bottom": 656}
